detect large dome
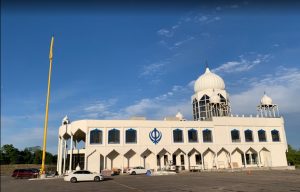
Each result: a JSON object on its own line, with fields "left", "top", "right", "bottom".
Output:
{"left": 194, "top": 67, "right": 225, "bottom": 93}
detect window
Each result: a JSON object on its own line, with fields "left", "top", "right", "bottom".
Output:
{"left": 271, "top": 130, "right": 280, "bottom": 142}
{"left": 195, "top": 154, "right": 202, "bottom": 165}
{"left": 258, "top": 130, "right": 267, "bottom": 142}
{"left": 244, "top": 130, "right": 253, "bottom": 142}
{"left": 203, "top": 129, "right": 212, "bottom": 142}
{"left": 108, "top": 129, "right": 120, "bottom": 144}
{"left": 90, "top": 129, "right": 102, "bottom": 144}
{"left": 173, "top": 129, "right": 183, "bottom": 143}
{"left": 188, "top": 129, "right": 198, "bottom": 143}
{"left": 126, "top": 129, "right": 137, "bottom": 143}
{"left": 231, "top": 129, "right": 240, "bottom": 142}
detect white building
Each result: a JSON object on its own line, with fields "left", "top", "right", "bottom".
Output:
{"left": 57, "top": 67, "right": 288, "bottom": 175}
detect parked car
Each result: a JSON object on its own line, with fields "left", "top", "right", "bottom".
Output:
{"left": 12, "top": 169, "right": 39, "bottom": 178}
{"left": 127, "top": 166, "right": 150, "bottom": 175}
{"left": 64, "top": 170, "right": 104, "bottom": 183}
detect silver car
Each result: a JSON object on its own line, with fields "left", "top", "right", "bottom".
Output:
{"left": 64, "top": 170, "right": 104, "bottom": 183}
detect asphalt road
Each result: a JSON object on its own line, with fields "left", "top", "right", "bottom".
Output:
{"left": 1, "top": 170, "right": 300, "bottom": 192}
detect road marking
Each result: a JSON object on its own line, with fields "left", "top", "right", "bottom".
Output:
{"left": 111, "top": 180, "right": 144, "bottom": 191}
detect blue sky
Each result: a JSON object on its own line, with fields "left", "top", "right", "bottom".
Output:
{"left": 2, "top": 1, "right": 300, "bottom": 153}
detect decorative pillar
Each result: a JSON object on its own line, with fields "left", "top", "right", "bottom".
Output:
{"left": 56, "top": 137, "right": 60, "bottom": 174}
{"left": 249, "top": 152, "right": 253, "bottom": 165}
{"left": 201, "top": 153, "right": 204, "bottom": 170}
{"left": 121, "top": 155, "right": 124, "bottom": 175}
{"left": 243, "top": 153, "right": 247, "bottom": 168}
{"left": 63, "top": 139, "right": 67, "bottom": 173}
{"left": 257, "top": 151, "right": 261, "bottom": 167}
{"left": 69, "top": 134, "right": 73, "bottom": 172}
{"left": 184, "top": 154, "right": 189, "bottom": 171}
{"left": 59, "top": 137, "right": 64, "bottom": 175}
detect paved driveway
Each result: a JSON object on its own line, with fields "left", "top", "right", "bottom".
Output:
{"left": 1, "top": 170, "right": 300, "bottom": 192}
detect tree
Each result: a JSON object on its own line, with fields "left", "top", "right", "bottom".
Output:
{"left": 1, "top": 144, "right": 19, "bottom": 164}
{"left": 286, "top": 144, "right": 300, "bottom": 167}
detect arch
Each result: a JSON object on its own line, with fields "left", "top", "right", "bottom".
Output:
{"left": 140, "top": 149, "right": 154, "bottom": 169}
{"left": 231, "top": 148, "right": 244, "bottom": 168}
{"left": 258, "top": 129, "right": 267, "bottom": 142}
{"left": 259, "top": 147, "right": 272, "bottom": 167}
{"left": 125, "top": 128, "right": 137, "bottom": 143}
{"left": 173, "top": 129, "right": 184, "bottom": 143}
{"left": 188, "top": 129, "right": 198, "bottom": 143}
{"left": 203, "top": 129, "right": 213, "bottom": 142}
{"left": 245, "top": 148, "right": 258, "bottom": 165}
{"left": 124, "top": 149, "right": 137, "bottom": 170}
{"left": 106, "top": 149, "right": 120, "bottom": 170}
{"left": 90, "top": 129, "right": 102, "bottom": 144}
{"left": 218, "top": 93, "right": 227, "bottom": 103}
{"left": 108, "top": 128, "right": 120, "bottom": 144}
{"left": 157, "top": 148, "right": 171, "bottom": 170}
{"left": 188, "top": 148, "right": 202, "bottom": 170}
{"left": 271, "top": 129, "right": 280, "bottom": 142}
{"left": 244, "top": 129, "right": 253, "bottom": 142}
{"left": 231, "top": 129, "right": 240, "bottom": 142}
{"left": 199, "top": 94, "right": 210, "bottom": 120}
{"left": 217, "top": 148, "right": 230, "bottom": 169}
{"left": 73, "top": 129, "right": 86, "bottom": 142}
{"left": 203, "top": 148, "right": 216, "bottom": 169}
{"left": 172, "top": 148, "right": 187, "bottom": 170}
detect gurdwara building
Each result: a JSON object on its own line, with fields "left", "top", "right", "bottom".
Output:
{"left": 57, "top": 67, "right": 288, "bottom": 175}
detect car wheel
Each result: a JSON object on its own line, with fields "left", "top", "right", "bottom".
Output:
{"left": 70, "top": 177, "right": 77, "bottom": 183}
{"left": 94, "top": 176, "right": 100, "bottom": 182}
{"left": 131, "top": 171, "right": 136, "bottom": 175}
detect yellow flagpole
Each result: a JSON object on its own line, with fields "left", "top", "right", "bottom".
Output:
{"left": 41, "top": 36, "right": 54, "bottom": 174}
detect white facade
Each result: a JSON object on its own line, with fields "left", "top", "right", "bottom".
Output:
{"left": 57, "top": 68, "right": 288, "bottom": 174}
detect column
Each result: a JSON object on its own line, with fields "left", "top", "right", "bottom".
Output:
{"left": 201, "top": 153, "right": 204, "bottom": 170}
{"left": 214, "top": 154, "right": 218, "bottom": 169}
{"left": 121, "top": 155, "right": 124, "bottom": 175}
{"left": 69, "top": 134, "right": 73, "bottom": 172}
{"left": 249, "top": 152, "right": 252, "bottom": 165}
{"left": 59, "top": 137, "right": 64, "bottom": 175}
{"left": 257, "top": 151, "right": 261, "bottom": 167}
{"left": 84, "top": 152, "right": 87, "bottom": 170}
{"left": 56, "top": 137, "right": 61, "bottom": 174}
{"left": 243, "top": 153, "right": 247, "bottom": 168}
{"left": 63, "top": 139, "right": 67, "bottom": 173}
{"left": 229, "top": 153, "right": 232, "bottom": 169}
{"left": 154, "top": 153, "right": 158, "bottom": 172}
{"left": 184, "top": 154, "right": 189, "bottom": 171}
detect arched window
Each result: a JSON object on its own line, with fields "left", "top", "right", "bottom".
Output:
{"left": 203, "top": 129, "right": 212, "bottom": 142}
{"left": 271, "top": 130, "right": 280, "bottom": 142}
{"left": 244, "top": 130, "right": 253, "bottom": 142}
{"left": 108, "top": 129, "right": 120, "bottom": 144}
{"left": 126, "top": 129, "right": 137, "bottom": 143}
{"left": 199, "top": 95, "right": 210, "bottom": 120}
{"left": 258, "top": 129, "right": 267, "bottom": 142}
{"left": 90, "top": 129, "right": 102, "bottom": 144}
{"left": 188, "top": 129, "right": 198, "bottom": 143}
{"left": 231, "top": 129, "right": 240, "bottom": 142}
{"left": 173, "top": 129, "right": 183, "bottom": 143}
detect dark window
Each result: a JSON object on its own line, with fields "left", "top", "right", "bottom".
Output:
{"left": 173, "top": 129, "right": 183, "bottom": 143}
{"left": 195, "top": 154, "right": 202, "bottom": 165}
{"left": 126, "top": 129, "right": 137, "bottom": 143}
{"left": 271, "top": 130, "right": 280, "bottom": 142}
{"left": 231, "top": 129, "right": 240, "bottom": 142}
{"left": 244, "top": 130, "right": 253, "bottom": 142}
{"left": 203, "top": 129, "right": 212, "bottom": 142}
{"left": 90, "top": 129, "right": 102, "bottom": 144}
{"left": 199, "top": 95, "right": 210, "bottom": 120}
{"left": 258, "top": 130, "right": 267, "bottom": 142}
{"left": 108, "top": 129, "right": 120, "bottom": 144}
{"left": 188, "top": 129, "right": 198, "bottom": 143}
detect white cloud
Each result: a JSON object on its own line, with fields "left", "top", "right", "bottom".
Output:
{"left": 213, "top": 54, "right": 271, "bottom": 74}
{"left": 157, "top": 29, "right": 173, "bottom": 37}
{"left": 230, "top": 66, "right": 300, "bottom": 115}
{"left": 140, "top": 61, "right": 168, "bottom": 77}
{"left": 173, "top": 36, "right": 195, "bottom": 48}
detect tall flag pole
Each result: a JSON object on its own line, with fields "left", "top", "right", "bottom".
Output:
{"left": 41, "top": 36, "right": 54, "bottom": 174}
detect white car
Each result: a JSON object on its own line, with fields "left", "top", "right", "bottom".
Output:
{"left": 64, "top": 170, "right": 104, "bottom": 183}
{"left": 127, "top": 166, "right": 150, "bottom": 175}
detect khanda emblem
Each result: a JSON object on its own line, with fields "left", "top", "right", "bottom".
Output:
{"left": 149, "top": 128, "right": 162, "bottom": 144}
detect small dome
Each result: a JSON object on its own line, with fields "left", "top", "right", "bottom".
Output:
{"left": 260, "top": 93, "right": 272, "bottom": 105}
{"left": 209, "top": 90, "right": 221, "bottom": 103}
{"left": 194, "top": 67, "right": 225, "bottom": 93}
{"left": 176, "top": 112, "right": 183, "bottom": 120}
